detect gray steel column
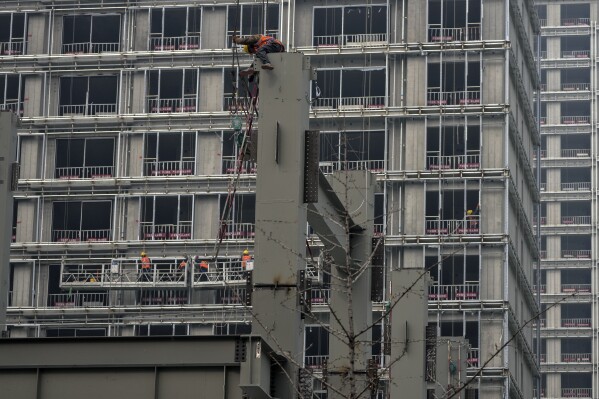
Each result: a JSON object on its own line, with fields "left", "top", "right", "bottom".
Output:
{"left": 0, "top": 111, "right": 17, "bottom": 334}
{"left": 252, "top": 53, "right": 311, "bottom": 399}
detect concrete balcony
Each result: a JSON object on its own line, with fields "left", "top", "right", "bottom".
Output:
{"left": 143, "top": 158, "right": 195, "bottom": 176}
{"left": 427, "top": 24, "right": 481, "bottom": 42}
{"left": 561, "top": 318, "right": 592, "bottom": 328}
{"left": 426, "top": 153, "right": 480, "bottom": 171}
{"left": 428, "top": 283, "right": 479, "bottom": 301}
{"left": 561, "top": 116, "right": 590, "bottom": 125}
{"left": 561, "top": 250, "right": 591, "bottom": 259}
{"left": 310, "top": 288, "right": 330, "bottom": 305}
{"left": 312, "top": 32, "right": 388, "bottom": 47}
{"left": 140, "top": 222, "right": 192, "bottom": 240}
{"left": 52, "top": 229, "right": 111, "bottom": 243}
{"left": 0, "top": 39, "right": 25, "bottom": 55}
{"left": 59, "top": 103, "right": 117, "bottom": 116}
{"left": 425, "top": 217, "right": 479, "bottom": 235}
{"left": 62, "top": 42, "right": 120, "bottom": 54}
{"left": 46, "top": 292, "right": 108, "bottom": 308}
{"left": 561, "top": 388, "right": 591, "bottom": 398}
{"left": 561, "top": 353, "right": 592, "bottom": 363}
{"left": 55, "top": 165, "right": 114, "bottom": 179}
{"left": 561, "top": 284, "right": 591, "bottom": 293}
{"left": 222, "top": 157, "right": 257, "bottom": 175}
{"left": 221, "top": 222, "right": 255, "bottom": 240}
{"left": 147, "top": 96, "right": 197, "bottom": 113}
{"left": 319, "top": 160, "right": 386, "bottom": 174}
{"left": 426, "top": 88, "right": 480, "bottom": 106}
{"left": 311, "top": 95, "right": 386, "bottom": 110}
{"left": 149, "top": 35, "right": 201, "bottom": 51}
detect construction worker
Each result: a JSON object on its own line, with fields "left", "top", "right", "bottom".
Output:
{"left": 178, "top": 256, "right": 188, "bottom": 278}
{"left": 140, "top": 251, "right": 152, "bottom": 281}
{"left": 241, "top": 249, "right": 252, "bottom": 270}
{"left": 466, "top": 209, "right": 478, "bottom": 231}
{"left": 198, "top": 258, "right": 209, "bottom": 282}
{"left": 232, "top": 34, "right": 285, "bottom": 71}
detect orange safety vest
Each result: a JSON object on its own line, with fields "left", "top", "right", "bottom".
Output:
{"left": 251, "top": 35, "right": 284, "bottom": 53}
{"left": 241, "top": 254, "right": 252, "bottom": 269}
{"left": 141, "top": 256, "right": 151, "bottom": 269}
{"left": 179, "top": 260, "right": 187, "bottom": 269}
{"left": 199, "top": 261, "right": 209, "bottom": 271}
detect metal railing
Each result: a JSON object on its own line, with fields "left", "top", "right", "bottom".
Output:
{"left": 140, "top": 222, "right": 192, "bottom": 240}
{"left": 425, "top": 217, "right": 480, "bottom": 235}
{"left": 538, "top": 353, "right": 546, "bottom": 363}
{"left": 538, "top": 19, "right": 547, "bottom": 27}
{"left": 311, "top": 96, "right": 386, "bottom": 109}
{"left": 223, "top": 96, "right": 252, "bottom": 112}
{"left": 139, "top": 290, "right": 188, "bottom": 305}
{"left": 219, "top": 287, "right": 247, "bottom": 305}
{"left": 560, "top": 216, "right": 591, "bottom": 225}
{"left": 47, "top": 293, "right": 108, "bottom": 308}
{"left": 149, "top": 35, "right": 201, "bottom": 51}
{"left": 147, "top": 96, "right": 197, "bottom": 113}
{"left": 427, "top": 24, "right": 481, "bottom": 42}
{"left": 561, "top": 388, "right": 591, "bottom": 398}
{"left": 561, "top": 148, "right": 590, "bottom": 157}
{"left": 561, "top": 18, "right": 590, "bottom": 26}
{"left": 533, "top": 284, "right": 546, "bottom": 293}
{"left": 144, "top": 159, "right": 195, "bottom": 176}
{"left": 426, "top": 153, "right": 480, "bottom": 170}
{"left": 540, "top": 250, "right": 547, "bottom": 259}
{"left": 562, "top": 82, "right": 590, "bottom": 91}
{"left": 192, "top": 260, "right": 247, "bottom": 284}
{"left": 561, "top": 182, "right": 591, "bottom": 191}
{"left": 62, "top": 42, "right": 120, "bottom": 54}
{"left": 561, "top": 50, "right": 590, "bottom": 58}
{"left": 561, "top": 318, "right": 592, "bottom": 327}
{"left": 55, "top": 165, "right": 114, "bottom": 179}
{"left": 561, "top": 250, "right": 591, "bottom": 258}
{"left": 561, "top": 283, "right": 591, "bottom": 293}
{"left": 53, "top": 229, "right": 111, "bottom": 242}
{"left": 0, "top": 101, "right": 23, "bottom": 115}
{"left": 467, "top": 348, "right": 479, "bottom": 367}
{"left": 344, "top": 33, "right": 388, "bottom": 45}
{"left": 562, "top": 115, "right": 590, "bottom": 124}
{"left": 223, "top": 222, "right": 255, "bottom": 239}
{"left": 426, "top": 89, "right": 480, "bottom": 105}
{"left": 305, "top": 355, "right": 328, "bottom": 369}
{"left": 222, "top": 156, "right": 257, "bottom": 174}
{"left": 310, "top": 288, "right": 331, "bottom": 304}
{"left": 0, "top": 40, "right": 25, "bottom": 55}
{"left": 562, "top": 353, "right": 591, "bottom": 363}
{"left": 319, "top": 160, "right": 386, "bottom": 174}
{"left": 59, "top": 103, "right": 117, "bottom": 116}
{"left": 61, "top": 261, "right": 186, "bottom": 286}
{"left": 428, "top": 283, "right": 479, "bottom": 300}
{"left": 539, "top": 116, "right": 547, "bottom": 125}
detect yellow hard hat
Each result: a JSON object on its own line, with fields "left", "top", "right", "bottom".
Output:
{"left": 466, "top": 210, "right": 473, "bottom": 215}
{"left": 243, "top": 45, "right": 249, "bottom": 54}
{"left": 243, "top": 249, "right": 249, "bottom": 255}
{"left": 141, "top": 251, "right": 146, "bottom": 256}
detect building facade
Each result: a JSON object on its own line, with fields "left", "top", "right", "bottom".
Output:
{"left": 4, "top": 0, "right": 538, "bottom": 398}
{"left": 534, "top": 2, "right": 598, "bottom": 398}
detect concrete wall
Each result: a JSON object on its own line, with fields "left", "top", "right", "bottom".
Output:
{"left": 202, "top": 7, "right": 227, "bottom": 49}
{"left": 27, "top": 14, "right": 48, "bottom": 55}
{"left": 198, "top": 70, "right": 222, "bottom": 112}
{"left": 16, "top": 199, "right": 38, "bottom": 242}
{"left": 23, "top": 75, "right": 45, "bottom": 117}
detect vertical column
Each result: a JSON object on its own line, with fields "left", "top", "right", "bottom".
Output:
{"left": 0, "top": 111, "right": 17, "bottom": 333}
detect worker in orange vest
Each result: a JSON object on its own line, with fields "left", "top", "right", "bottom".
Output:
{"left": 241, "top": 249, "right": 253, "bottom": 271}
{"left": 140, "top": 251, "right": 151, "bottom": 281}
{"left": 233, "top": 34, "right": 285, "bottom": 71}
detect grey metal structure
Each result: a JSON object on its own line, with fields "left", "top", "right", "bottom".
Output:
{"left": 0, "top": 111, "right": 17, "bottom": 334}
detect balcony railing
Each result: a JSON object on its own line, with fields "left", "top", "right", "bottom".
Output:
{"left": 560, "top": 216, "right": 591, "bottom": 225}
{"left": 425, "top": 217, "right": 479, "bottom": 235}
{"left": 223, "top": 222, "right": 255, "bottom": 239}
{"left": 192, "top": 260, "right": 247, "bottom": 285}
{"left": 305, "top": 355, "right": 328, "bottom": 369}
{"left": 561, "top": 318, "right": 592, "bottom": 327}
{"left": 538, "top": 353, "right": 546, "bottom": 363}
{"left": 139, "top": 290, "right": 188, "bottom": 306}
{"left": 59, "top": 103, "right": 117, "bottom": 116}
{"left": 149, "top": 35, "right": 201, "bottom": 51}
{"left": 562, "top": 50, "right": 590, "bottom": 58}
{"left": 428, "top": 283, "right": 479, "bottom": 300}
{"left": 467, "top": 348, "right": 479, "bottom": 367}
{"left": 313, "top": 33, "right": 388, "bottom": 47}
{"left": 427, "top": 89, "right": 480, "bottom": 106}
{"left": 0, "top": 101, "right": 24, "bottom": 115}
{"left": 539, "top": 116, "right": 547, "bottom": 125}
{"left": 61, "top": 262, "right": 186, "bottom": 287}
{"left": 561, "top": 388, "right": 591, "bottom": 398}
{"left": 53, "top": 229, "right": 111, "bottom": 242}
{"left": 561, "top": 148, "right": 590, "bottom": 157}
{"left": 0, "top": 40, "right": 25, "bottom": 55}
{"left": 561, "top": 283, "right": 591, "bottom": 293}
{"left": 562, "top": 82, "right": 590, "bottom": 91}
{"left": 561, "top": 250, "right": 591, "bottom": 258}
{"left": 223, "top": 96, "right": 252, "bottom": 112}
{"left": 222, "top": 156, "right": 257, "bottom": 174}
{"left": 561, "top": 116, "right": 590, "bottom": 124}
{"left": 319, "top": 160, "right": 386, "bottom": 174}
{"left": 312, "top": 96, "right": 386, "bottom": 110}
{"left": 562, "top": 18, "right": 590, "bottom": 26}
{"left": 144, "top": 159, "right": 195, "bottom": 176}
{"left": 561, "top": 182, "right": 591, "bottom": 191}
{"left": 310, "top": 288, "right": 331, "bottom": 304}
{"left": 62, "top": 42, "right": 120, "bottom": 54}
{"left": 47, "top": 292, "right": 108, "bottom": 308}
{"left": 427, "top": 24, "right": 481, "bottom": 42}
{"left": 56, "top": 165, "right": 114, "bottom": 179}
{"left": 562, "top": 353, "right": 592, "bottom": 363}
{"left": 533, "top": 284, "right": 546, "bottom": 293}
{"left": 426, "top": 153, "right": 480, "bottom": 170}
{"left": 540, "top": 250, "right": 547, "bottom": 259}
{"left": 140, "top": 222, "right": 192, "bottom": 240}
{"left": 147, "top": 96, "right": 197, "bottom": 113}
{"left": 219, "top": 287, "right": 247, "bottom": 305}
{"left": 532, "top": 319, "right": 546, "bottom": 328}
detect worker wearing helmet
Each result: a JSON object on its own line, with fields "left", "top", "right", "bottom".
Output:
{"left": 139, "top": 251, "right": 152, "bottom": 281}
{"left": 241, "top": 249, "right": 252, "bottom": 269}
{"left": 232, "top": 34, "right": 285, "bottom": 71}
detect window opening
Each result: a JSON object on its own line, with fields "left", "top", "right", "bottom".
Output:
{"left": 0, "top": 13, "right": 26, "bottom": 55}
{"left": 425, "top": 187, "right": 479, "bottom": 234}
{"left": 560, "top": 338, "right": 591, "bottom": 363}
{"left": 147, "top": 69, "right": 198, "bottom": 113}
{"left": 426, "top": 123, "right": 480, "bottom": 170}
{"left": 312, "top": 68, "right": 385, "bottom": 109}
{"left": 561, "top": 68, "right": 590, "bottom": 91}
{"left": 428, "top": 0, "right": 481, "bottom": 42}
{"left": 227, "top": 4, "right": 280, "bottom": 46}
{"left": 150, "top": 7, "right": 202, "bottom": 51}
{"left": 560, "top": 234, "right": 591, "bottom": 259}
{"left": 219, "top": 194, "right": 256, "bottom": 239}
{"left": 536, "top": 5, "right": 547, "bottom": 27}
{"left": 304, "top": 325, "right": 329, "bottom": 369}
{"left": 59, "top": 76, "right": 118, "bottom": 116}
{"left": 0, "top": 74, "right": 24, "bottom": 115}
{"left": 560, "top": 4, "right": 590, "bottom": 26}
{"left": 55, "top": 138, "right": 114, "bottom": 179}
{"left": 560, "top": 269, "right": 591, "bottom": 293}
{"left": 143, "top": 132, "right": 195, "bottom": 176}
{"left": 62, "top": 14, "right": 121, "bottom": 54}
{"left": 427, "top": 60, "right": 480, "bottom": 105}
{"left": 222, "top": 130, "right": 256, "bottom": 174}
{"left": 52, "top": 201, "right": 112, "bottom": 242}
{"left": 140, "top": 195, "right": 193, "bottom": 240}
{"left": 319, "top": 130, "right": 385, "bottom": 173}
{"left": 312, "top": 5, "right": 387, "bottom": 47}
{"left": 561, "top": 35, "right": 590, "bottom": 59}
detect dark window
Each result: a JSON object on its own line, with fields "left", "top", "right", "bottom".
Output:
{"left": 55, "top": 138, "right": 114, "bottom": 178}
{"left": 428, "top": 0, "right": 481, "bottom": 42}
{"left": 140, "top": 196, "right": 193, "bottom": 240}
{"left": 0, "top": 74, "right": 24, "bottom": 115}
{"left": 0, "top": 13, "right": 26, "bottom": 54}
{"left": 147, "top": 69, "right": 198, "bottom": 113}
{"left": 313, "top": 69, "right": 385, "bottom": 108}
{"left": 59, "top": 76, "right": 118, "bottom": 116}
{"left": 227, "top": 4, "right": 280, "bottom": 45}
{"left": 63, "top": 14, "right": 121, "bottom": 53}
{"left": 52, "top": 201, "right": 112, "bottom": 242}
{"left": 427, "top": 124, "right": 480, "bottom": 169}
{"left": 143, "top": 132, "right": 195, "bottom": 176}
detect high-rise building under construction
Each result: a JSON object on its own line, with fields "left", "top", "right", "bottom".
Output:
{"left": 3, "top": 1, "right": 539, "bottom": 398}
